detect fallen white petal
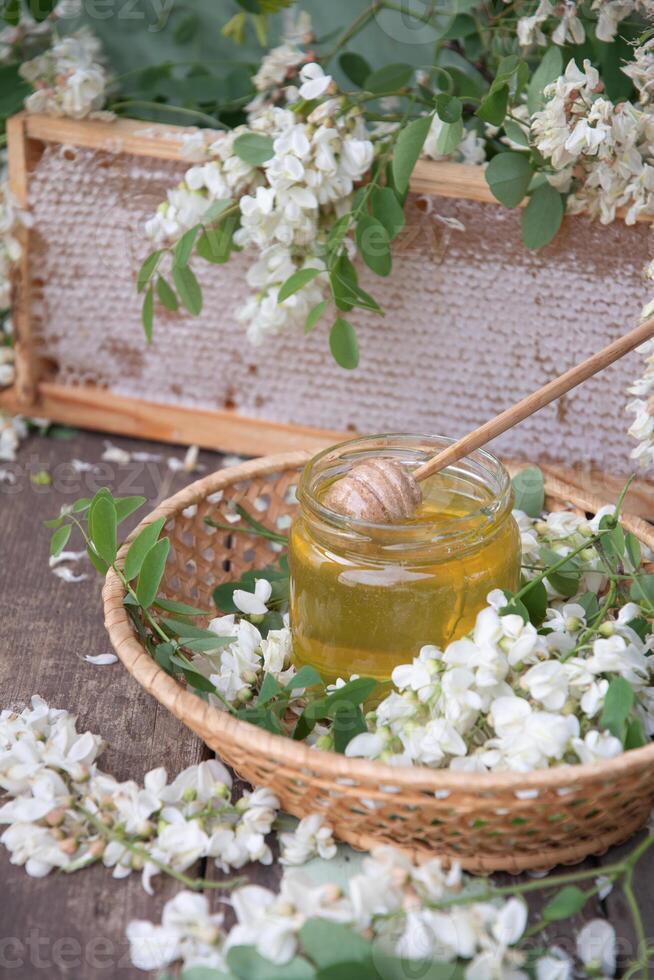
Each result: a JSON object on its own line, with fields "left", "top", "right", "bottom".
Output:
{"left": 85, "top": 654, "right": 118, "bottom": 666}
{"left": 52, "top": 567, "right": 88, "bottom": 583}
{"left": 49, "top": 550, "right": 87, "bottom": 568}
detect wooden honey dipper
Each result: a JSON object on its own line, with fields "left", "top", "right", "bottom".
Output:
{"left": 324, "top": 316, "right": 654, "bottom": 523}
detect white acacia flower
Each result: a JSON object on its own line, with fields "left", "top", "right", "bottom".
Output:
{"left": 521, "top": 661, "right": 569, "bottom": 711}
{"left": 576, "top": 919, "right": 617, "bottom": 976}
{"left": 573, "top": 729, "right": 623, "bottom": 764}
{"left": 279, "top": 813, "right": 337, "bottom": 865}
{"left": 298, "top": 63, "right": 332, "bottom": 100}
{"left": 233, "top": 578, "right": 272, "bottom": 616}
{"left": 535, "top": 950, "right": 572, "bottom": 979}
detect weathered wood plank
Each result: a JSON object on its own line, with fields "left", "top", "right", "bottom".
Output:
{"left": 0, "top": 432, "right": 214, "bottom": 979}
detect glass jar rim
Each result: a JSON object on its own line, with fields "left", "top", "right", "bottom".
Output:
{"left": 297, "top": 432, "right": 513, "bottom": 541}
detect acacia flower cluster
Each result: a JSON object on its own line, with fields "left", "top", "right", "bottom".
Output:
{"left": 19, "top": 27, "right": 110, "bottom": 120}
{"left": 127, "top": 848, "right": 618, "bottom": 977}
{"left": 516, "top": 0, "right": 652, "bottom": 47}
{"left": 626, "top": 338, "right": 654, "bottom": 467}
{"left": 0, "top": 695, "right": 284, "bottom": 889}
{"left": 146, "top": 56, "right": 374, "bottom": 345}
{"left": 0, "top": 0, "right": 81, "bottom": 64}
{"left": 345, "top": 505, "right": 654, "bottom": 771}
{"left": 532, "top": 55, "right": 654, "bottom": 225}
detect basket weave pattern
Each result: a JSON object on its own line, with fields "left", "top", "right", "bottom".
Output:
{"left": 103, "top": 453, "right": 654, "bottom": 873}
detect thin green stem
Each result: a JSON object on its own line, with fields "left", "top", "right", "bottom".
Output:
{"left": 76, "top": 805, "right": 246, "bottom": 892}
{"left": 204, "top": 516, "right": 287, "bottom": 545}
{"left": 515, "top": 531, "right": 608, "bottom": 602}
{"left": 109, "top": 100, "right": 226, "bottom": 128}
{"left": 324, "top": 1, "right": 382, "bottom": 62}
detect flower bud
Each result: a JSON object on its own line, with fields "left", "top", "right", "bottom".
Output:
{"left": 59, "top": 837, "right": 78, "bottom": 856}
{"left": 131, "top": 854, "right": 144, "bottom": 871}
{"left": 45, "top": 806, "right": 67, "bottom": 827}
{"left": 599, "top": 622, "right": 614, "bottom": 637}
{"left": 182, "top": 788, "right": 198, "bottom": 803}
{"left": 314, "top": 734, "right": 334, "bottom": 751}
{"left": 236, "top": 686, "right": 253, "bottom": 704}
{"left": 89, "top": 839, "right": 106, "bottom": 858}
{"left": 565, "top": 615, "right": 583, "bottom": 632}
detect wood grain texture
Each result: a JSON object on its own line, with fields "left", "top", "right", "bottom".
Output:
{"left": 0, "top": 383, "right": 347, "bottom": 457}
{"left": 1, "top": 430, "right": 651, "bottom": 976}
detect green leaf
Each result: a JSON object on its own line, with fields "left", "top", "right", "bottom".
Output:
{"left": 365, "top": 63, "right": 413, "bottom": 94}
{"left": 141, "top": 287, "right": 154, "bottom": 342}
{"left": 115, "top": 496, "right": 147, "bottom": 523}
{"left": 153, "top": 598, "right": 208, "bottom": 617}
{"left": 89, "top": 496, "right": 118, "bottom": 565}
{"left": 476, "top": 83, "right": 509, "bottom": 125}
{"left": 174, "top": 12, "right": 199, "bottom": 42}
{"left": 434, "top": 117, "right": 463, "bottom": 156}
{"left": 528, "top": 46, "right": 564, "bottom": 115}
{"left": 160, "top": 617, "right": 229, "bottom": 642}
{"left": 3, "top": 0, "right": 20, "bottom": 27}
{"left": 123, "top": 518, "right": 166, "bottom": 581}
{"left": 196, "top": 216, "right": 239, "bottom": 264}
{"left": 625, "top": 717, "right": 647, "bottom": 750}
{"left": 174, "top": 226, "right": 200, "bottom": 268}
{"left": 512, "top": 466, "right": 544, "bottom": 517}
{"left": 156, "top": 276, "right": 179, "bottom": 311}
{"left": 392, "top": 115, "right": 432, "bottom": 194}
{"left": 485, "top": 152, "right": 533, "bottom": 208}
{"left": 370, "top": 187, "right": 405, "bottom": 239}
{"left": 50, "top": 524, "right": 72, "bottom": 558}
{"left": 503, "top": 120, "right": 529, "bottom": 148}
{"left": 227, "top": 948, "right": 316, "bottom": 980}
{"left": 577, "top": 591, "right": 600, "bottom": 623}
{"left": 178, "top": 666, "right": 217, "bottom": 694}
{"left": 154, "top": 642, "right": 175, "bottom": 674}
{"left": 542, "top": 886, "right": 589, "bottom": 923}
{"left": 233, "top": 132, "right": 274, "bottom": 166}
{"left": 87, "top": 545, "right": 108, "bottom": 576}
{"left": 519, "top": 580, "right": 547, "bottom": 627}
{"left": 300, "top": 920, "right": 372, "bottom": 969}
{"left": 522, "top": 183, "right": 565, "bottom": 250}
{"left": 278, "top": 268, "right": 323, "bottom": 304}
{"left": 600, "top": 677, "right": 635, "bottom": 743}
{"left": 630, "top": 575, "right": 654, "bottom": 607}
{"left": 332, "top": 701, "right": 367, "bottom": 752}
{"left": 257, "top": 672, "right": 284, "bottom": 706}
{"left": 173, "top": 265, "right": 203, "bottom": 315}
{"left": 435, "top": 93, "right": 462, "bottom": 123}
{"left": 540, "top": 547, "right": 581, "bottom": 598}
{"left": 137, "top": 250, "right": 162, "bottom": 292}
{"left": 135, "top": 538, "right": 170, "bottom": 609}
{"left": 339, "top": 52, "right": 371, "bottom": 88}
{"left": 356, "top": 215, "right": 391, "bottom": 276}
{"left": 329, "top": 317, "right": 359, "bottom": 370}
{"left": 287, "top": 665, "right": 322, "bottom": 690}
{"left": 625, "top": 532, "right": 642, "bottom": 572}
{"left": 305, "top": 300, "right": 327, "bottom": 334}
{"left": 28, "top": 0, "right": 57, "bottom": 23}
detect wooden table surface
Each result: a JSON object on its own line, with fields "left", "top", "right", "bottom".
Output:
{"left": 1, "top": 429, "right": 652, "bottom": 978}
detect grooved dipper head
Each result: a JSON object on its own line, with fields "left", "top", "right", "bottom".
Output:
{"left": 322, "top": 458, "right": 422, "bottom": 523}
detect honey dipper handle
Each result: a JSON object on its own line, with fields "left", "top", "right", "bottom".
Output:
{"left": 413, "top": 315, "right": 654, "bottom": 482}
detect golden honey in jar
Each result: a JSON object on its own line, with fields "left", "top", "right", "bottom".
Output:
{"left": 289, "top": 434, "right": 521, "bottom": 684}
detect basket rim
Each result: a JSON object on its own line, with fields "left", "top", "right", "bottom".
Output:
{"left": 102, "top": 450, "right": 654, "bottom": 793}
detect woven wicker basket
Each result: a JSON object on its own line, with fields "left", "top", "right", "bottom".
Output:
{"left": 103, "top": 452, "right": 654, "bottom": 873}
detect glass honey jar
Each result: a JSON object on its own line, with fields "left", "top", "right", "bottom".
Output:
{"left": 289, "top": 434, "right": 521, "bottom": 684}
